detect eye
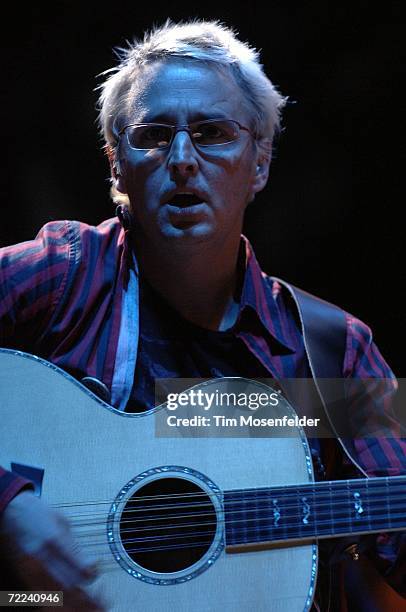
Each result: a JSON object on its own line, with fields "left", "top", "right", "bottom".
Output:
{"left": 128, "top": 125, "right": 172, "bottom": 149}
{"left": 144, "top": 126, "right": 171, "bottom": 146}
{"left": 192, "top": 121, "right": 237, "bottom": 145}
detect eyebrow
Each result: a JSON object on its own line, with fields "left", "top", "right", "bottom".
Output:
{"left": 138, "top": 111, "right": 229, "bottom": 124}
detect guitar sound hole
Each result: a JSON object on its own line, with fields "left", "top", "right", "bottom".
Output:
{"left": 120, "top": 478, "right": 217, "bottom": 573}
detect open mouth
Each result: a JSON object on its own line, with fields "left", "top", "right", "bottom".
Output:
{"left": 167, "top": 194, "right": 203, "bottom": 207}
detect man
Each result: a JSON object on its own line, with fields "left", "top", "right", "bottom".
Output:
{"left": 0, "top": 20, "right": 404, "bottom": 610}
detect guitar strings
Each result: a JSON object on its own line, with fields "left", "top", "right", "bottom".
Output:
{"left": 50, "top": 476, "right": 406, "bottom": 510}
{"left": 86, "top": 519, "right": 406, "bottom": 559}
{"left": 67, "top": 498, "right": 406, "bottom": 542}
{"left": 72, "top": 537, "right": 406, "bottom": 575}
{"left": 62, "top": 499, "right": 406, "bottom": 538}
{"left": 56, "top": 480, "right": 406, "bottom": 572}
{"left": 59, "top": 485, "right": 406, "bottom": 525}
{"left": 69, "top": 510, "right": 406, "bottom": 552}
{"left": 63, "top": 494, "right": 406, "bottom": 535}
{"left": 67, "top": 500, "right": 405, "bottom": 534}
{"left": 65, "top": 504, "right": 406, "bottom": 550}
{"left": 52, "top": 480, "right": 406, "bottom": 518}
{"left": 65, "top": 510, "right": 406, "bottom": 565}
{"left": 65, "top": 489, "right": 406, "bottom": 519}
{"left": 67, "top": 512, "right": 406, "bottom": 574}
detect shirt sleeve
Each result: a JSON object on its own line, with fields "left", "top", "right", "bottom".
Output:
{"left": 0, "top": 220, "right": 72, "bottom": 350}
{"left": 343, "top": 313, "right": 406, "bottom": 477}
{"left": 0, "top": 221, "right": 72, "bottom": 511}
{"left": 342, "top": 313, "right": 406, "bottom": 573}
{"left": 0, "top": 468, "right": 34, "bottom": 513}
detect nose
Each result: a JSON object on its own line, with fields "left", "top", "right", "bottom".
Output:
{"left": 167, "top": 130, "right": 199, "bottom": 179}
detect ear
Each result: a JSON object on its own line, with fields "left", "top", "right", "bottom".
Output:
{"left": 104, "top": 144, "right": 127, "bottom": 194}
{"left": 247, "top": 151, "right": 271, "bottom": 203}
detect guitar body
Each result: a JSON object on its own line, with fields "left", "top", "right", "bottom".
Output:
{"left": 0, "top": 350, "right": 317, "bottom": 611}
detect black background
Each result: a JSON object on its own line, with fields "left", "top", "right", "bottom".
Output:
{"left": 2, "top": 2, "right": 405, "bottom": 373}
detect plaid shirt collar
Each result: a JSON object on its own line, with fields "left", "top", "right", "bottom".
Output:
{"left": 237, "top": 235, "right": 296, "bottom": 353}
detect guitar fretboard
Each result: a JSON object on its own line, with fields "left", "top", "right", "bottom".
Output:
{"left": 224, "top": 476, "right": 406, "bottom": 545}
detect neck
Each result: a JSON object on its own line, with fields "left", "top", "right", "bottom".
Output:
{"left": 224, "top": 475, "right": 406, "bottom": 550}
{"left": 133, "top": 232, "right": 243, "bottom": 330}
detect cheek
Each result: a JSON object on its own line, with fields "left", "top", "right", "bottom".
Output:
{"left": 123, "top": 158, "right": 164, "bottom": 204}
{"left": 211, "top": 154, "right": 255, "bottom": 201}
{"left": 205, "top": 144, "right": 255, "bottom": 183}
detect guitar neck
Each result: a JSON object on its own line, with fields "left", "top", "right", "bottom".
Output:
{"left": 224, "top": 476, "right": 406, "bottom": 546}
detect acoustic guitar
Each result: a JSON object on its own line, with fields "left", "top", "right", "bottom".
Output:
{"left": 0, "top": 350, "right": 404, "bottom": 611}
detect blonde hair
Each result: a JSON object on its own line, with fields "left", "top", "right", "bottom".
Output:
{"left": 97, "top": 19, "right": 287, "bottom": 203}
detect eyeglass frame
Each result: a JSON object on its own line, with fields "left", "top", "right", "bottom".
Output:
{"left": 117, "top": 118, "right": 257, "bottom": 150}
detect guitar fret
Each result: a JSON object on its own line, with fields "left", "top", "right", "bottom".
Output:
{"left": 365, "top": 478, "right": 372, "bottom": 532}
{"left": 327, "top": 481, "right": 352, "bottom": 535}
{"left": 386, "top": 478, "right": 392, "bottom": 530}
{"left": 293, "top": 486, "right": 308, "bottom": 539}
{"left": 311, "top": 484, "right": 317, "bottom": 537}
{"left": 328, "top": 481, "right": 334, "bottom": 535}
{"left": 346, "top": 480, "right": 353, "bottom": 534}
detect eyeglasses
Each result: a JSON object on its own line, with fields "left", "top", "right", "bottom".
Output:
{"left": 118, "top": 119, "right": 255, "bottom": 150}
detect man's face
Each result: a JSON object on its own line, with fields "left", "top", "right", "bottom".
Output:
{"left": 115, "top": 60, "right": 269, "bottom": 247}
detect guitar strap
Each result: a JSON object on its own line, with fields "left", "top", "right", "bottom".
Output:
{"left": 273, "top": 278, "right": 347, "bottom": 379}
{"left": 273, "top": 283, "right": 405, "bottom": 612}
{"left": 272, "top": 278, "right": 366, "bottom": 476}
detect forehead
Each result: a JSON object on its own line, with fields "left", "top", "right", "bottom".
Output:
{"left": 127, "top": 59, "right": 250, "bottom": 123}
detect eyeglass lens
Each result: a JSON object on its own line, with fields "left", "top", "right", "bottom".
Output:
{"left": 126, "top": 120, "right": 240, "bottom": 149}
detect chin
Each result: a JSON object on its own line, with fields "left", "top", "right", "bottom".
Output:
{"left": 159, "top": 221, "right": 215, "bottom": 242}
